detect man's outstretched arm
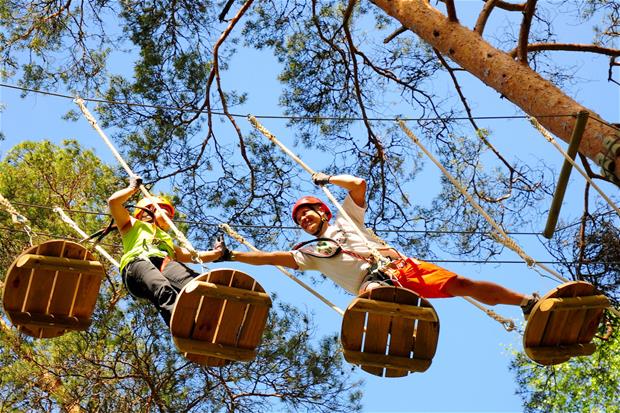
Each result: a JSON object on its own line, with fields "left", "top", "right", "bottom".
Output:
{"left": 229, "top": 250, "right": 299, "bottom": 270}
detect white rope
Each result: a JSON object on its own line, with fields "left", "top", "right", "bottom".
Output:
{"left": 399, "top": 121, "right": 620, "bottom": 319}
{"left": 53, "top": 207, "right": 120, "bottom": 268}
{"left": 529, "top": 117, "right": 620, "bottom": 217}
{"left": 399, "top": 120, "right": 568, "bottom": 281}
{"left": 220, "top": 224, "right": 345, "bottom": 316}
{"left": 248, "top": 115, "right": 389, "bottom": 266}
{"left": 0, "top": 193, "right": 34, "bottom": 246}
{"left": 74, "top": 96, "right": 201, "bottom": 263}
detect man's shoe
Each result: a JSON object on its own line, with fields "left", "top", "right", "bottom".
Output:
{"left": 521, "top": 293, "right": 540, "bottom": 320}
{"left": 213, "top": 234, "right": 232, "bottom": 262}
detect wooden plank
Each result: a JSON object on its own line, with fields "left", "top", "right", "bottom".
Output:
{"left": 360, "top": 288, "right": 393, "bottom": 377}
{"left": 188, "top": 270, "right": 231, "bottom": 366}
{"left": 341, "top": 303, "right": 366, "bottom": 354}
{"left": 343, "top": 350, "right": 432, "bottom": 372}
{"left": 541, "top": 282, "right": 586, "bottom": 347}
{"left": 384, "top": 288, "right": 417, "bottom": 377}
{"left": 539, "top": 295, "right": 609, "bottom": 312}
{"left": 64, "top": 245, "right": 103, "bottom": 319}
{"left": 527, "top": 343, "right": 597, "bottom": 360}
{"left": 2, "top": 243, "right": 40, "bottom": 312}
{"left": 174, "top": 338, "right": 257, "bottom": 360}
{"left": 347, "top": 297, "right": 438, "bottom": 322}
{"left": 46, "top": 244, "right": 85, "bottom": 318}
{"left": 8, "top": 311, "right": 91, "bottom": 330}
{"left": 16, "top": 253, "right": 105, "bottom": 275}
{"left": 236, "top": 278, "right": 270, "bottom": 351}
{"left": 23, "top": 241, "right": 64, "bottom": 315}
{"left": 577, "top": 307, "right": 605, "bottom": 343}
{"left": 211, "top": 271, "right": 256, "bottom": 359}
{"left": 170, "top": 280, "right": 204, "bottom": 338}
{"left": 184, "top": 281, "right": 271, "bottom": 306}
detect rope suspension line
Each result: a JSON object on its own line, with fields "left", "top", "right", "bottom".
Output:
{"left": 54, "top": 207, "right": 120, "bottom": 268}
{"left": 74, "top": 97, "right": 202, "bottom": 264}
{"left": 0, "top": 193, "right": 34, "bottom": 246}
{"left": 249, "top": 115, "right": 389, "bottom": 266}
{"left": 10, "top": 200, "right": 618, "bottom": 237}
{"left": 399, "top": 120, "right": 567, "bottom": 281}
{"left": 1, "top": 82, "right": 585, "bottom": 123}
{"left": 529, "top": 116, "right": 620, "bottom": 217}
{"left": 220, "top": 224, "right": 345, "bottom": 316}
{"left": 399, "top": 120, "right": 620, "bottom": 319}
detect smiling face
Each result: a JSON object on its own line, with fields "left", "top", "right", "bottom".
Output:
{"left": 143, "top": 205, "right": 173, "bottom": 231}
{"left": 294, "top": 205, "right": 326, "bottom": 236}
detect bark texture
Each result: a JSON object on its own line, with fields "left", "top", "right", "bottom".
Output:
{"left": 372, "top": 0, "right": 620, "bottom": 181}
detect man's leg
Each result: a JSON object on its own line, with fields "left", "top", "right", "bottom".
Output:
{"left": 443, "top": 276, "right": 526, "bottom": 306}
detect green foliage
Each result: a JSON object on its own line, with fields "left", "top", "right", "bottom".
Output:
{"left": 510, "top": 320, "right": 620, "bottom": 413}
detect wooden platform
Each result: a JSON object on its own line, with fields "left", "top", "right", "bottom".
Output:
{"left": 170, "top": 268, "right": 271, "bottom": 366}
{"left": 2, "top": 240, "right": 105, "bottom": 338}
{"left": 340, "top": 286, "right": 439, "bottom": 378}
{"left": 524, "top": 281, "right": 609, "bottom": 365}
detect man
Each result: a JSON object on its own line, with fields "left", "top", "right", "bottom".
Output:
{"left": 219, "top": 172, "right": 538, "bottom": 317}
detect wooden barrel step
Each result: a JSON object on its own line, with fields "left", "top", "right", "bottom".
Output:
{"left": 2, "top": 240, "right": 105, "bottom": 338}
{"left": 170, "top": 268, "right": 271, "bottom": 366}
{"left": 341, "top": 286, "right": 439, "bottom": 378}
{"left": 524, "top": 281, "right": 607, "bottom": 365}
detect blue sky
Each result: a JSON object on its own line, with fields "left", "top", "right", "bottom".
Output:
{"left": 1, "top": 2, "right": 619, "bottom": 412}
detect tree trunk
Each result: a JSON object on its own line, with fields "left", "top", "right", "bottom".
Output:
{"left": 372, "top": 0, "right": 620, "bottom": 182}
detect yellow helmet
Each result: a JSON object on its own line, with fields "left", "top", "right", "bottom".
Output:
{"left": 133, "top": 196, "right": 175, "bottom": 219}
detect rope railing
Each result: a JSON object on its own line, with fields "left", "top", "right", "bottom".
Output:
{"left": 74, "top": 97, "right": 203, "bottom": 264}
{"left": 0, "top": 193, "right": 34, "bottom": 246}
{"left": 54, "top": 207, "right": 120, "bottom": 269}
{"left": 399, "top": 120, "right": 620, "bottom": 319}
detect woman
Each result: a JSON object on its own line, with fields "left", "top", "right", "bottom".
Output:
{"left": 108, "top": 177, "right": 223, "bottom": 325}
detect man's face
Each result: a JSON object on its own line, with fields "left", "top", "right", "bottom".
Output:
{"left": 295, "top": 206, "right": 324, "bottom": 235}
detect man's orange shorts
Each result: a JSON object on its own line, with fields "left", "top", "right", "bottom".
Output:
{"left": 383, "top": 258, "right": 457, "bottom": 298}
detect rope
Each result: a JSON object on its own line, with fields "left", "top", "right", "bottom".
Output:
{"left": 399, "top": 120, "right": 620, "bottom": 319}
{"left": 0, "top": 193, "right": 34, "bottom": 246}
{"left": 1, "top": 82, "right": 581, "bottom": 123}
{"left": 529, "top": 117, "right": 620, "bottom": 217}
{"left": 220, "top": 224, "right": 345, "bottom": 316}
{"left": 74, "top": 96, "right": 202, "bottom": 264}
{"left": 53, "top": 207, "right": 120, "bottom": 268}
{"left": 399, "top": 120, "right": 568, "bottom": 281}
{"left": 461, "top": 296, "right": 515, "bottom": 332}
{"left": 248, "top": 115, "right": 389, "bottom": 266}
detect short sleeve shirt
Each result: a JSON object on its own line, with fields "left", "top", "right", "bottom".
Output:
{"left": 291, "top": 195, "right": 386, "bottom": 294}
{"left": 119, "top": 220, "right": 175, "bottom": 270}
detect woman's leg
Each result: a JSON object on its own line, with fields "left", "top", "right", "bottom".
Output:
{"left": 442, "top": 276, "right": 525, "bottom": 306}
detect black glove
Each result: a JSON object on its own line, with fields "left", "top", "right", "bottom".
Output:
{"left": 312, "top": 172, "right": 331, "bottom": 186}
{"left": 213, "top": 234, "right": 233, "bottom": 262}
{"left": 129, "top": 175, "right": 143, "bottom": 189}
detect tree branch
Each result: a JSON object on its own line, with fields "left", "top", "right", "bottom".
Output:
{"left": 484, "top": 0, "right": 526, "bottom": 12}
{"left": 445, "top": 0, "right": 458, "bottom": 22}
{"left": 475, "top": 0, "right": 499, "bottom": 35}
{"left": 516, "top": 0, "right": 538, "bottom": 65}
{"left": 511, "top": 43, "right": 620, "bottom": 57}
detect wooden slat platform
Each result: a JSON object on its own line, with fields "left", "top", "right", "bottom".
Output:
{"left": 170, "top": 269, "right": 271, "bottom": 366}
{"left": 524, "top": 281, "right": 609, "bottom": 365}
{"left": 2, "top": 240, "right": 105, "bottom": 338}
{"left": 340, "top": 286, "right": 439, "bottom": 378}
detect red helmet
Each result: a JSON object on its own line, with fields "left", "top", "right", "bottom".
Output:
{"left": 292, "top": 196, "right": 332, "bottom": 224}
